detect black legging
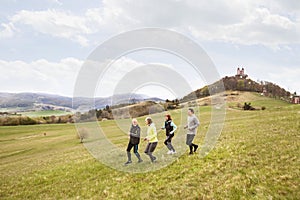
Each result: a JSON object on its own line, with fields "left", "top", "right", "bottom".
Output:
{"left": 164, "top": 133, "right": 175, "bottom": 151}
{"left": 126, "top": 142, "right": 139, "bottom": 153}
{"left": 164, "top": 133, "right": 174, "bottom": 145}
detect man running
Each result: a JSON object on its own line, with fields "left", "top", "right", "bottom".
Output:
{"left": 184, "top": 108, "right": 200, "bottom": 155}
{"left": 125, "top": 118, "right": 143, "bottom": 165}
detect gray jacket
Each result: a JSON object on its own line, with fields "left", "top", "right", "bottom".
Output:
{"left": 129, "top": 125, "right": 140, "bottom": 144}
{"left": 186, "top": 114, "right": 200, "bottom": 135}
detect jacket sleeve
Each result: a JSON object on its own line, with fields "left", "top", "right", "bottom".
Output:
{"left": 170, "top": 121, "right": 177, "bottom": 134}
{"left": 129, "top": 126, "right": 140, "bottom": 137}
{"left": 146, "top": 126, "right": 157, "bottom": 140}
{"left": 189, "top": 117, "right": 200, "bottom": 130}
{"left": 137, "top": 126, "right": 141, "bottom": 138}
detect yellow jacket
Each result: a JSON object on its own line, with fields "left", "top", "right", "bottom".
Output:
{"left": 146, "top": 123, "right": 158, "bottom": 143}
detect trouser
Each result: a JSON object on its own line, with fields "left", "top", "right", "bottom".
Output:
{"left": 126, "top": 142, "right": 142, "bottom": 161}
{"left": 144, "top": 142, "right": 158, "bottom": 161}
{"left": 186, "top": 134, "right": 197, "bottom": 152}
{"left": 164, "top": 133, "right": 175, "bottom": 151}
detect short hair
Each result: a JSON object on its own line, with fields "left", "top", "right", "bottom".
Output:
{"left": 188, "top": 108, "right": 194, "bottom": 113}
{"left": 132, "top": 118, "right": 138, "bottom": 123}
{"left": 145, "top": 116, "right": 152, "bottom": 124}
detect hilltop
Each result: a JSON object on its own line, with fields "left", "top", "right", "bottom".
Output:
{"left": 181, "top": 75, "right": 291, "bottom": 103}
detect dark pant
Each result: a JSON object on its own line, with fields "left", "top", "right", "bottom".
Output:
{"left": 144, "top": 142, "right": 157, "bottom": 153}
{"left": 126, "top": 142, "right": 142, "bottom": 162}
{"left": 164, "top": 134, "right": 175, "bottom": 151}
{"left": 186, "top": 134, "right": 198, "bottom": 153}
{"left": 144, "top": 142, "right": 158, "bottom": 162}
{"left": 186, "top": 134, "right": 195, "bottom": 146}
{"left": 126, "top": 142, "right": 139, "bottom": 153}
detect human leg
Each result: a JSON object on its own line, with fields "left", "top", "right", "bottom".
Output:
{"left": 125, "top": 142, "right": 134, "bottom": 165}
{"left": 148, "top": 142, "right": 158, "bottom": 162}
{"left": 134, "top": 144, "right": 143, "bottom": 162}
{"left": 186, "top": 134, "right": 195, "bottom": 154}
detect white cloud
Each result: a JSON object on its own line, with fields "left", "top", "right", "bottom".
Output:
{"left": 186, "top": 4, "right": 299, "bottom": 47}
{"left": 0, "top": 58, "right": 83, "bottom": 96}
{"left": 96, "top": 0, "right": 300, "bottom": 47}
{"left": 95, "top": 56, "right": 203, "bottom": 98}
{"left": 1, "top": 0, "right": 299, "bottom": 97}
{"left": 10, "top": 9, "right": 95, "bottom": 46}
{"left": 48, "top": 0, "right": 62, "bottom": 6}
{"left": 96, "top": 57, "right": 145, "bottom": 97}
{"left": 0, "top": 23, "right": 16, "bottom": 39}
{"left": 0, "top": 56, "right": 184, "bottom": 98}
{"left": 2, "top": 0, "right": 300, "bottom": 48}
{"left": 268, "top": 67, "right": 300, "bottom": 93}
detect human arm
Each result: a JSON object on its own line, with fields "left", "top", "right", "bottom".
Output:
{"left": 170, "top": 121, "right": 177, "bottom": 134}
{"left": 189, "top": 116, "right": 200, "bottom": 130}
{"left": 129, "top": 126, "right": 140, "bottom": 138}
{"left": 161, "top": 123, "right": 165, "bottom": 130}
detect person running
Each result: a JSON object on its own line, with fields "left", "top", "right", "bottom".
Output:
{"left": 144, "top": 117, "right": 158, "bottom": 162}
{"left": 125, "top": 118, "right": 143, "bottom": 165}
{"left": 184, "top": 108, "right": 200, "bottom": 155}
{"left": 161, "top": 114, "right": 177, "bottom": 154}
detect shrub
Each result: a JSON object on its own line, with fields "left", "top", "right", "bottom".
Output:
{"left": 77, "top": 128, "right": 88, "bottom": 143}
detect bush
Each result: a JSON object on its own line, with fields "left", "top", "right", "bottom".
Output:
{"left": 0, "top": 117, "right": 20, "bottom": 126}
{"left": 261, "top": 106, "right": 266, "bottom": 110}
{"left": 77, "top": 128, "right": 88, "bottom": 143}
{"left": 243, "top": 102, "right": 256, "bottom": 110}
{"left": 19, "top": 116, "right": 37, "bottom": 125}
{"left": 0, "top": 114, "right": 75, "bottom": 126}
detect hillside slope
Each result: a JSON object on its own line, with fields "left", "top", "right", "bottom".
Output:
{"left": 0, "top": 96, "right": 299, "bottom": 199}
{"left": 182, "top": 76, "right": 291, "bottom": 102}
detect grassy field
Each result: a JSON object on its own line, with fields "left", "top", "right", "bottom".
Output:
{"left": 19, "top": 110, "right": 72, "bottom": 117}
{"left": 1, "top": 92, "right": 299, "bottom": 199}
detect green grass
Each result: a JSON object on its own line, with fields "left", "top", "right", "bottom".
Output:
{"left": 1, "top": 93, "right": 299, "bottom": 199}
{"left": 19, "top": 110, "right": 72, "bottom": 117}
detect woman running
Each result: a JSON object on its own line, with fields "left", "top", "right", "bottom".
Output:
{"left": 144, "top": 116, "right": 158, "bottom": 162}
{"left": 161, "top": 114, "right": 177, "bottom": 154}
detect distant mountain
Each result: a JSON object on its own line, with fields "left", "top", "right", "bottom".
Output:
{"left": 0, "top": 92, "right": 163, "bottom": 112}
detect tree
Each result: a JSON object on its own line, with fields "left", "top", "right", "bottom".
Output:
{"left": 96, "top": 109, "right": 102, "bottom": 118}
{"left": 237, "top": 80, "right": 245, "bottom": 90}
{"left": 243, "top": 102, "right": 255, "bottom": 110}
{"left": 78, "top": 128, "right": 88, "bottom": 143}
{"left": 105, "top": 105, "right": 111, "bottom": 113}
{"left": 131, "top": 98, "right": 136, "bottom": 104}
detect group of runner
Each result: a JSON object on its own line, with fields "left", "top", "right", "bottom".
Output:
{"left": 124, "top": 108, "right": 200, "bottom": 165}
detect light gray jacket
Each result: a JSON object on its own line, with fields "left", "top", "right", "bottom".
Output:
{"left": 186, "top": 114, "right": 200, "bottom": 135}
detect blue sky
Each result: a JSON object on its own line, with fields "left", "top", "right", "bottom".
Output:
{"left": 1, "top": 0, "right": 299, "bottom": 99}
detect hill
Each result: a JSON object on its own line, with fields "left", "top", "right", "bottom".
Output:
{"left": 181, "top": 75, "right": 291, "bottom": 102}
{"left": 0, "top": 93, "right": 299, "bottom": 199}
{"left": 0, "top": 92, "right": 163, "bottom": 112}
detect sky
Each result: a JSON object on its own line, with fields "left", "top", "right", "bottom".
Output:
{"left": 1, "top": 0, "right": 300, "bottom": 99}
